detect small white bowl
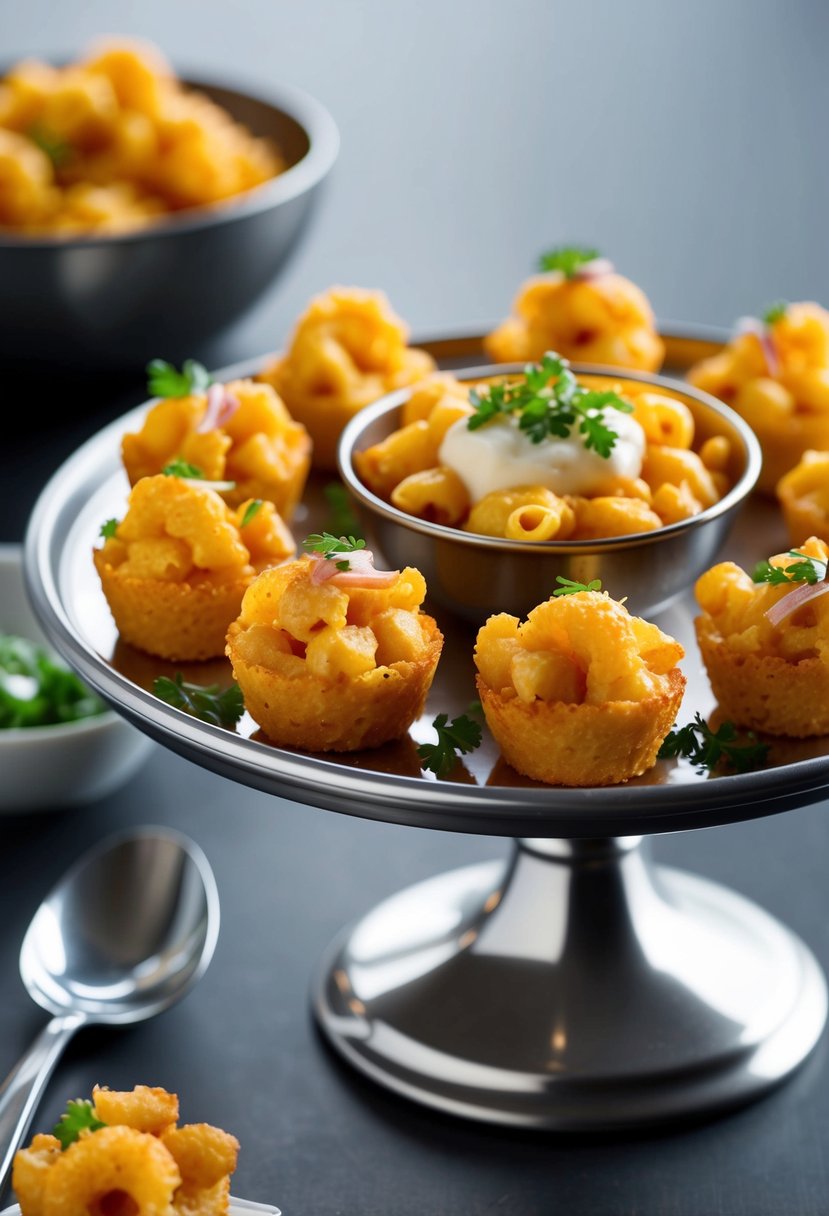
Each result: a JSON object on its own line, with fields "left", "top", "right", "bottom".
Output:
{"left": 0, "top": 544, "right": 153, "bottom": 813}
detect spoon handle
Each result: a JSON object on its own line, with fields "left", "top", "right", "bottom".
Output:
{"left": 0, "top": 1013, "right": 85, "bottom": 1198}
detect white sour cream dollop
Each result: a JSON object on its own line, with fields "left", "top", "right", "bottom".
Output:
{"left": 438, "top": 410, "right": 646, "bottom": 501}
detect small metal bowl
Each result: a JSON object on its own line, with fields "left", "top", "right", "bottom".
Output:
{"left": 0, "top": 76, "right": 338, "bottom": 368}
{"left": 338, "top": 362, "right": 763, "bottom": 622}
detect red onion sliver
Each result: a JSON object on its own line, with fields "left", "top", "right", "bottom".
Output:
{"left": 197, "top": 384, "right": 240, "bottom": 433}
{"left": 572, "top": 258, "right": 615, "bottom": 282}
{"left": 217, "top": 390, "right": 240, "bottom": 428}
{"left": 735, "top": 317, "right": 779, "bottom": 377}
{"left": 308, "top": 549, "right": 399, "bottom": 588}
{"left": 765, "top": 579, "right": 829, "bottom": 628}
{"left": 329, "top": 569, "right": 400, "bottom": 588}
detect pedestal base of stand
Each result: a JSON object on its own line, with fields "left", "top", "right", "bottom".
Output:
{"left": 313, "top": 838, "right": 827, "bottom": 1129}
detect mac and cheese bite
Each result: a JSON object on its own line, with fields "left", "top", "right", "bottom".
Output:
{"left": 259, "top": 287, "right": 436, "bottom": 469}
{"left": 688, "top": 302, "right": 829, "bottom": 492}
{"left": 355, "top": 355, "right": 733, "bottom": 541}
{"left": 94, "top": 474, "right": 294, "bottom": 660}
{"left": 0, "top": 39, "right": 283, "bottom": 236}
{"left": 776, "top": 450, "right": 829, "bottom": 546}
{"left": 123, "top": 374, "right": 311, "bottom": 518}
{"left": 226, "top": 541, "right": 443, "bottom": 751}
{"left": 485, "top": 248, "right": 664, "bottom": 372}
{"left": 474, "top": 590, "right": 686, "bottom": 785}
{"left": 695, "top": 537, "right": 829, "bottom": 738}
{"left": 13, "top": 1085, "right": 239, "bottom": 1216}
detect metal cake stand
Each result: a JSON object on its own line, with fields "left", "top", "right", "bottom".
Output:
{"left": 24, "top": 328, "right": 829, "bottom": 1130}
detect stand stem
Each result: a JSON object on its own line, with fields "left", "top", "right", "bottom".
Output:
{"left": 314, "top": 836, "right": 827, "bottom": 1128}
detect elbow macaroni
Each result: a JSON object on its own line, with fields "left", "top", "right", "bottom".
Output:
{"left": 356, "top": 373, "right": 733, "bottom": 542}
{"left": 688, "top": 303, "right": 829, "bottom": 492}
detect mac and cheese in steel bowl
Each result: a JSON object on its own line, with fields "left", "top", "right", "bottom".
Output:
{"left": 339, "top": 359, "right": 762, "bottom": 623}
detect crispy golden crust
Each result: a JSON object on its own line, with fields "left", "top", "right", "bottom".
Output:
{"left": 11, "top": 1135, "right": 61, "bottom": 1216}
{"left": 696, "top": 616, "right": 829, "bottom": 737}
{"left": 92, "top": 1085, "right": 178, "bottom": 1136}
{"left": 748, "top": 415, "right": 829, "bottom": 495}
{"left": 38, "top": 1126, "right": 181, "bottom": 1216}
{"left": 227, "top": 615, "right": 443, "bottom": 751}
{"left": 780, "top": 496, "right": 827, "bottom": 548}
{"left": 777, "top": 481, "right": 828, "bottom": 547}
{"left": 477, "top": 668, "right": 686, "bottom": 786}
{"left": 94, "top": 548, "right": 251, "bottom": 661}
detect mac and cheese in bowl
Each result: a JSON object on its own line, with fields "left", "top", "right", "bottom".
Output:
{"left": 340, "top": 359, "right": 762, "bottom": 622}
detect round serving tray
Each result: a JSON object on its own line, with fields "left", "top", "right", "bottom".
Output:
{"left": 24, "top": 327, "right": 829, "bottom": 838}
{"left": 23, "top": 324, "right": 829, "bottom": 1129}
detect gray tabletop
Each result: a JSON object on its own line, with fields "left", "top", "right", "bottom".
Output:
{"left": 2, "top": 2, "right": 829, "bottom": 1213}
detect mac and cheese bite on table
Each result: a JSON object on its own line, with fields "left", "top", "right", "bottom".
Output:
{"left": 123, "top": 370, "right": 311, "bottom": 519}
{"left": 695, "top": 536, "right": 829, "bottom": 738}
{"left": 94, "top": 473, "right": 294, "bottom": 661}
{"left": 13, "top": 1085, "right": 239, "bottom": 1216}
{"left": 226, "top": 538, "right": 443, "bottom": 751}
{"left": 354, "top": 354, "right": 733, "bottom": 541}
{"left": 485, "top": 247, "right": 665, "bottom": 373}
{"left": 688, "top": 302, "right": 829, "bottom": 493}
{"left": 259, "top": 286, "right": 436, "bottom": 469}
{"left": 0, "top": 39, "right": 283, "bottom": 236}
{"left": 474, "top": 589, "right": 686, "bottom": 786}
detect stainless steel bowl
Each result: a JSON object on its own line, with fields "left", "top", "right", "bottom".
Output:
{"left": 338, "top": 362, "right": 763, "bottom": 622}
{"left": 0, "top": 76, "right": 338, "bottom": 368}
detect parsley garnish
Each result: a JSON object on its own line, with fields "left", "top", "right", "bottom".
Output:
{"left": 153, "top": 674, "right": 244, "bottom": 728}
{"left": 658, "top": 713, "right": 769, "bottom": 774}
{"left": 240, "top": 500, "right": 264, "bottom": 528}
{"left": 162, "top": 459, "right": 204, "bottom": 479}
{"left": 538, "top": 246, "right": 601, "bottom": 278}
{"left": 468, "top": 351, "right": 633, "bottom": 456}
{"left": 324, "top": 482, "right": 363, "bottom": 540}
{"left": 147, "top": 358, "right": 212, "bottom": 399}
{"left": 417, "top": 712, "right": 483, "bottom": 778}
{"left": 762, "top": 301, "right": 788, "bottom": 326}
{"left": 29, "top": 125, "right": 73, "bottom": 169}
{"left": 99, "top": 518, "right": 119, "bottom": 539}
{"left": 752, "top": 550, "right": 826, "bottom": 587}
{"left": 553, "top": 575, "right": 603, "bottom": 596}
{"left": 53, "top": 1099, "right": 106, "bottom": 1151}
{"left": 303, "top": 532, "right": 367, "bottom": 566}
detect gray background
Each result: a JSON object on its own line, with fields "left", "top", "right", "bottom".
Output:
{"left": 4, "top": 0, "right": 829, "bottom": 355}
{"left": 2, "top": 3, "right": 829, "bottom": 1215}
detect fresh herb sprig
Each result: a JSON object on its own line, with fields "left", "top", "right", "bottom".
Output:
{"left": 752, "top": 550, "right": 827, "bottom": 587}
{"left": 468, "top": 351, "right": 633, "bottom": 457}
{"left": 162, "top": 459, "right": 204, "bottom": 479}
{"left": 147, "top": 359, "right": 212, "bottom": 399}
{"left": 304, "top": 532, "right": 366, "bottom": 571}
{"left": 52, "top": 1099, "right": 106, "bottom": 1151}
{"left": 240, "top": 500, "right": 264, "bottom": 528}
{"left": 29, "top": 125, "right": 73, "bottom": 169}
{"left": 658, "top": 713, "right": 769, "bottom": 774}
{"left": 417, "top": 712, "right": 483, "bottom": 778}
{"left": 99, "top": 518, "right": 119, "bottom": 539}
{"left": 538, "top": 246, "right": 601, "bottom": 278}
{"left": 324, "top": 482, "right": 363, "bottom": 541}
{"left": 153, "top": 674, "right": 244, "bottom": 728}
{"left": 553, "top": 575, "right": 603, "bottom": 596}
{"left": 762, "top": 301, "right": 788, "bottom": 326}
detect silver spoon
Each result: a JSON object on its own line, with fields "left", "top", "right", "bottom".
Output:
{"left": 0, "top": 826, "right": 219, "bottom": 1195}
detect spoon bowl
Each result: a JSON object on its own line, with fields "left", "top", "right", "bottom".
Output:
{"left": 0, "top": 827, "right": 219, "bottom": 1196}
{"left": 21, "top": 829, "right": 219, "bottom": 1023}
